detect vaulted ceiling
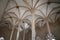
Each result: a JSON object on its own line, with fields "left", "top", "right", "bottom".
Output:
{"left": 0, "top": 0, "right": 60, "bottom": 31}
{"left": 0, "top": 0, "right": 60, "bottom": 40}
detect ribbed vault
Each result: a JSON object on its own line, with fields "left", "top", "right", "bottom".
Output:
{"left": 0, "top": 0, "right": 60, "bottom": 40}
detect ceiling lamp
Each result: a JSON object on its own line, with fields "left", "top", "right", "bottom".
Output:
{"left": 0, "top": 37, "right": 4, "bottom": 40}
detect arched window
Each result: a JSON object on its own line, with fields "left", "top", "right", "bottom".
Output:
{"left": 46, "top": 34, "right": 56, "bottom": 40}
{"left": 22, "top": 22, "right": 29, "bottom": 30}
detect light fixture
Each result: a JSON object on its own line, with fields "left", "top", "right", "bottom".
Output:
{"left": 0, "top": 37, "right": 4, "bottom": 40}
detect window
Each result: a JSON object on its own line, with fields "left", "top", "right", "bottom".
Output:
{"left": 46, "top": 34, "right": 56, "bottom": 40}
{"left": 22, "top": 22, "right": 29, "bottom": 29}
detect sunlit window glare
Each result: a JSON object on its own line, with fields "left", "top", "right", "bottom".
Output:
{"left": 47, "top": 38, "right": 56, "bottom": 40}
{"left": 46, "top": 34, "right": 56, "bottom": 40}
{"left": 22, "top": 22, "right": 29, "bottom": 29}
